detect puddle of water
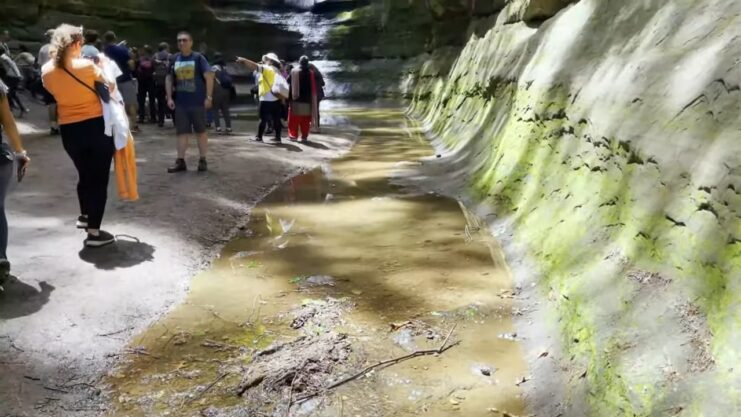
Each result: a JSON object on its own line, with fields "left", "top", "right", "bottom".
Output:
{"left": 106, "top": 107, "right": 527, "bottom": 417}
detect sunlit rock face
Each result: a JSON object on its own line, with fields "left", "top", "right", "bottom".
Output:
{"left": 325, "top": 1, "right": 740, "bottom": 416}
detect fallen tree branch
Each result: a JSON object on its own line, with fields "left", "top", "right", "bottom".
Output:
{"left": 294, "top": 324, "right": 459, "bottom": 404}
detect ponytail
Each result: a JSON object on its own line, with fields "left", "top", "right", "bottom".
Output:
{"left": 51, "top": 24, "right": 83, "bottom": 69}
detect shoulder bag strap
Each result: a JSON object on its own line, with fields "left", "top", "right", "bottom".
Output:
{"left": 62, "top": 66, "right": 98, "bottom": 97}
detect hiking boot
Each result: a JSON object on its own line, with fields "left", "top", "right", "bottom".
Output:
{"left": 167, "top": 158, "right": 187, "bottom": 173}
{"left": 271, "top": 137, "right": 282, "bottom": 144}
{"left": 76, "top": 215, "right": 88, "bottom": 230}
{"left": 225, "top": 128, "right": 232, "bottom": 135}
{"left": 85, "top": 230, "right": 115, "bottom": 248}
{"left": 254, "top": 137, "right": 263, "bottom": 142}
{"left": 198, "top": 158, "right": 208, "bottom": 172}
{"left": 50, "top": 127, "right": 60, "bottom": 136}
{"left": 215, "top": 127, "right": 222, "bottom": 134}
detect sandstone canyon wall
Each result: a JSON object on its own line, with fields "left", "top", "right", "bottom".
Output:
{"left": 330, "top": 0, "right": 740, "bottom": 415}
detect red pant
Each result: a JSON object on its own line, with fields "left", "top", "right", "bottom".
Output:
{"left": 288, "top": 112, "right": 311, "bottom": 140}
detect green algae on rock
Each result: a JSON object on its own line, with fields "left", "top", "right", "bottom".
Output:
{"left": 323, "top": 0, "right": 741, "bottom": 416}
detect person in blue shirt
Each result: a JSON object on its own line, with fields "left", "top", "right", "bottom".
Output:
{"left": 103, "top": 31, "right": 139, "bottom": 133}
{"left": 165, "top": 31, "right": 214, "bottom": 173}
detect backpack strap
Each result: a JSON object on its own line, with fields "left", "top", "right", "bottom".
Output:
{"left": 192, "top": 52, "right": 205, "bottom": 81}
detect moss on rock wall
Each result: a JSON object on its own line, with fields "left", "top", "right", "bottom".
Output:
{"left": 400, "top": 0, "right": 739, "bottom": 415}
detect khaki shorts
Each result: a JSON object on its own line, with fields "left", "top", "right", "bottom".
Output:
{"left": 118, "top": 80, "right": 137, "bottom": 107}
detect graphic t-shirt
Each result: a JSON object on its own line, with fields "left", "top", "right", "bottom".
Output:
{"left": 172, "top": 52, "right": 211, "bottom": 109}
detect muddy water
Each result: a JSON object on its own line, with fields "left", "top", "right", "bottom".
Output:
{"left": 106, "top": 108, "right": 527, "bottom": 417}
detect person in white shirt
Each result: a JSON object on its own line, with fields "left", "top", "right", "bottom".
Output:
{"left": 0, "top": 48, "right": 26, "bottom": 118}
{"left": 38, "top": 29, "right": 59, "bottom": 135}
{"left": 236, "top": 52, "right": 287, "bottom": 143}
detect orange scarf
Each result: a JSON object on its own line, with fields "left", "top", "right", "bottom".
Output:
{"left": 114, "top": 135, "right": 139, "bottom": 201}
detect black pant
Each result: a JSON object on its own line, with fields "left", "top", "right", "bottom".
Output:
{"left": 258, "top": 100, "right": 282, "bottom": 140}
{"left": 137, "top": 77, "right": 156, "bottom": 122}
{"left": 213, "top": 89, "right": 232, "bottom": 129}
{"left": 60, "top": 117, "right": 115, "bottom": 230}
{"left": 154, "top": 83, "right": 168, "bottom": 124}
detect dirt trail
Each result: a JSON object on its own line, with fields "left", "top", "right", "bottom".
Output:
{"left": 103, "top": 108, "right": 529, "bottom": 417}
{"left": 0, "top": 97, "right": 355, "bottom": 416}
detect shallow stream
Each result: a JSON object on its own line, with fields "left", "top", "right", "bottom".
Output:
{"left": 106, "top": 107, "right": 527, "bottom": 417}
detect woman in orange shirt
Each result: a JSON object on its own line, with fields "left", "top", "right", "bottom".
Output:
{"left": 42, "top": 24, "right": 117, "bottom": 247}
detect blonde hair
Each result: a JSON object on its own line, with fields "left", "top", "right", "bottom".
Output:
{"left": 52, "top": 24, "right": 83, "bottom": 69}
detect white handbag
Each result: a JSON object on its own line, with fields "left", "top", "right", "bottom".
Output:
{"left": 271, "top": 73, "right": 289, "bottom": 99}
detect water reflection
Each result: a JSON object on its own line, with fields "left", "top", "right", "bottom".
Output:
{"left": 106, "top": 107, "right": 527, "bottom": 417}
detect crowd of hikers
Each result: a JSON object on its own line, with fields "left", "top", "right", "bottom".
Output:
{"left": 0, "top": 24, "right": 326, "bottom": 289}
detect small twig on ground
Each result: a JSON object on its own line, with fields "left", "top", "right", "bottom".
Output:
{"left": 236, "top": 374, "right": 266, "bottom": 396}
{"left": 126, "top": 347, "right": 159, "bottom": 358}
{"left": 61, "top": 382, "right": 97, "bottom": 390}
{"left": 107, "top": 347, "right": 160, "bottom": 360}
{"left": 201, "top": 236, "right": 229, "bottom": 245}
{"left": 285, "top": 361, "right": 307, "bottom": 417}
{"left": 201, "top": 339, "right": 239, "bottom": 351}
{"left": 24, "top": 375, "right": 41, "bottom": 381}
{"left": 438, "top": 323, "right": 457, "bottom": 354}
{"left": 43, "top": 385, "right": 70, "bottom": 394}
{"left": 190, "top": 372, "right": 229, "bottom": 403}
{"left": 96, "top": 327, "right": 134, "bottom": 337}
{"left": 295, "top": 324, "right": 460, "bottom": 404}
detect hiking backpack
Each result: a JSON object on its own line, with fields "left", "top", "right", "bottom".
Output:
{"left": 216, "top": 65, "right": 233, "bottom": 89}
{"left": 153, "top": 54, "right": 170, "bottom": 85}
{"left": 138, "top": 56, "right": 154, "bottom": 79}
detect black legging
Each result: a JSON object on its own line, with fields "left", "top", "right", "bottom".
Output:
{"left": 60, "top": 117, "right": 115, "bottom": 230}
{"left": 154, "top": 83, "right": 168, "bottom": 125}
{"left": 258, "top": 100, "right": 282, "bottom": 140}
{"left": 137, "top": 77, "right": 156, "bottom": 122}
{"left": 213, "top": 88, "right": 232, "bottom": 130}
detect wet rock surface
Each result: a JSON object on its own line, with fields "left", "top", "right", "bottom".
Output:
{"left": 381, "top": 0, "right": 741, "bottom": 415}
